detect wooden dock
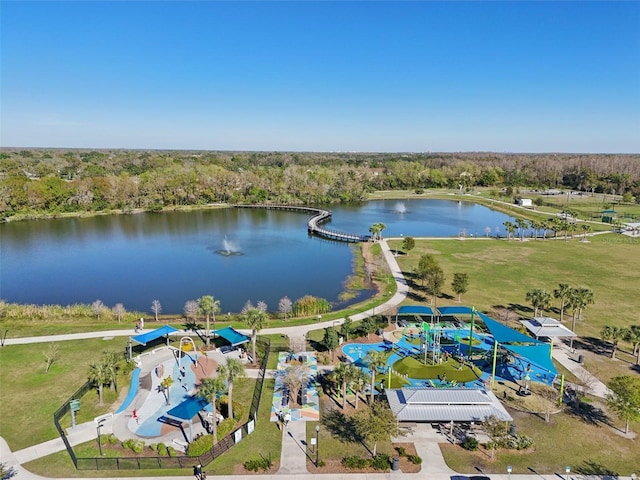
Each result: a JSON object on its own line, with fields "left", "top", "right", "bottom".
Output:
{"left": 234, "top": 204, "right": 370, "bottom": 243}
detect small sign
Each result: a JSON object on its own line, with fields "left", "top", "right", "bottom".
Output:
{"left": 247, "top": 420, "right": 255, "bottom": 434}
{"left": 310, "top": 438, "right": 317, "bottom": 446}
{"left": 70, "top": 399, "right": 80, "bottom": 412}
{"left": 234, "top": 429, "right": 242, "bottom": 443}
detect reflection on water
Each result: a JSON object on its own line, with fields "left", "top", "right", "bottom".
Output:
{"left": 1, "top": 200, "right": 516, "bottom": 313}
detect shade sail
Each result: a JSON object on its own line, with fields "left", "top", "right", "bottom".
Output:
{"left": 437, "top": 306, "right": 475, "bottom": 316}
{"left": 214, "top": 326, "right": 250, "bottom": 346}
{"left": 165, "top": 396, "right": 209, "bottom": 422}
{"left": 502, "top": 344, "right": 557, "bottom": 377}
{"left": 478, "top": 313, "right": 542, "bottom": 345}
{"left": 398, "top": 306, "right": 435, "bottom": 316}
{"left": 131, "top": 325, "right": 179, "bottom": 346}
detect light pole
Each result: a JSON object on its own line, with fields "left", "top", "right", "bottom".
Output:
{"left": 315, "top": 425, "right": 320, "bottom": 467}
{"left": 507, "top": 465, "right": 512, "bottom": 480}
{"left": 565, "top": 465, "right": 571, "bottom": 480}
{"left": 96, "top": 419, "right": 105, "bottom": 456}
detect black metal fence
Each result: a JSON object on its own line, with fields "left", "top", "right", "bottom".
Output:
{"left": 54, "top": 338, "right": 270, "bottom": 470}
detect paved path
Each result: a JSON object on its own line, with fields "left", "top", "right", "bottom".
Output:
{"left": 551, "top": 344, "right": 610, "bottom": 398}
{"left": 0, "top": 239, "right": 628, "bottom": 479}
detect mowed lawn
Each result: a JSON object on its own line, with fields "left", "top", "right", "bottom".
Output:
{"left": 392, "top": 234, "right": 640, "bottom": 381}
{"left": 0, "top": 337, "right": 128, "bottom": 451}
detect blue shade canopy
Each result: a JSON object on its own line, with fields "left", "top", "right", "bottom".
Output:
{"left": 214, "top": 326, "right": 250, "bottom": 346}
{"left": 397, "top": 306, "right": 435, "bottom": 316}
{"left": 131, "top": 325, "right": 179, "bottom": 345}
{"left": 502, "top": 344, "right": 558, "bottom": 376}
{"left": 165, "top": 396, "right": 209, "bottom": 421}
{"left": 437, "top": 306, "right": 475, "bottom": 316}
{"left": 478, "top": 313, "right": 542, "bottom": 345}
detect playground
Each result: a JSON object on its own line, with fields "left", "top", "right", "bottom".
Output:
{"left": 341, "top": 306, "right": 558, "bottom": 395}
{"left": 111, "top": 326, "right": 250, "bottom": 447}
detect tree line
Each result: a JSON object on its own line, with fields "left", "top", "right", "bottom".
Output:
{"left": 2, "top": 149, "right": 640, "bottom": 219}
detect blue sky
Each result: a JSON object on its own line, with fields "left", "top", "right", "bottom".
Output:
{"left": 1, "top": 1, "right": 639, "bottom": 153}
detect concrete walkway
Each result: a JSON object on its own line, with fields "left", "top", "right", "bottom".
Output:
{"left": 551, "top": 343, "right": 610, "bottom": 398}
{"left": 0, "top": 239, "right": 631, "bottom": 479}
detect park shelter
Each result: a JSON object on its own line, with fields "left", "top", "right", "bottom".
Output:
{"left": 213, "top": 326, "right": 250, "bottom": 347}
{"left": 520, "top": 317, "right": 576, "bottom": 340}
{"left": 386, "top": 388, "right": 512, "bottom": 423}
{"left": 130, "top": 325, "right": 179, "bottom": 346}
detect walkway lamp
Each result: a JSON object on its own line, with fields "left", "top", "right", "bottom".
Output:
{"left": 96, "top": 419, "right": 105, "bottom": 456}
{"left": 507, "top": 465, "right": 512, "bottom": 480}
{"left": 565, "top": 465, "right": 571, "bottom": 480}
{"left": 315, "top": 425, "right": 320, "bottom": 467}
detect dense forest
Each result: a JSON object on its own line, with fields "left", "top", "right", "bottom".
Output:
{"left": 1, "top": 149, "right": 639, "bottom": 219}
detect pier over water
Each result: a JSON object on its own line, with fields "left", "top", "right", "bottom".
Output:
{"left": 234, "top": 204, "right": 370, "bottom": 243}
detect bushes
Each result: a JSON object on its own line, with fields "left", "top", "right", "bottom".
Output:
{"left": 243, "top": 453, "right": 273, "bottom": 472}
{"left": 122, "top": 439, "right": 145, "bottom": 454}
{"left": 187, "top": 435, "right": 213, "bottom": 457}
{"left": 342, "top": 454, "right": 391, "bottom": 471}
{"left": 408, "top": 454, "right": 422, "bottom": 464}
{"left": 216, "top": 418, "right": 236, "bottom": 440}
{"left": 462, "top": 436, "right": 479, "bottom": 451}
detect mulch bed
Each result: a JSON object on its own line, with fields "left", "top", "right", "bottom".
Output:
{"left": 306, "top": 441, "right": 421, "bottom": 474}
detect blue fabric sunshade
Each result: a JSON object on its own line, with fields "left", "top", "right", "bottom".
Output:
{"left": 131, "top": 325, "right": 179, "bottom": 345}
{"left": 437, "top": 306, "right": 476, "bottom": 316}
{"left": 502, "top": 344, "right": 557, "bottom": 376}
{"left": 165, "top": 396, "right": 209, "bottom": 421}
{"left": 478, "top": 312, "right": 542, "bottom": 345}
{"left": 397, "top": 306, "right": 435, "bottom": 316}
{"left": 214, "top": 326, "right": 250, "bottom": 346}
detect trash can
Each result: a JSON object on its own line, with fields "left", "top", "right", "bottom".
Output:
{"left": 391, "top": 456, "right": 400, "bottom": 471}
{"left": 509, "top": 424, "right": 517, "bottom": 436}
{"left": 577, "top": 354, "right": 584, "bottom": 364}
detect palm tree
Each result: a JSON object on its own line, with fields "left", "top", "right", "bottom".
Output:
{"left": 540, "top": 219, "right": 550, "bottom": 239}
{"left": 159, "top": 376, "right": 174, "bottom": 405}
{"left": 525, "top": 288, "right": 552, "bottom": 317}
{"left": 580, "top": 223, "right": 592, "bottom": 240}
{"left": 197, "top": 377, "right": 226, "bottom": 444}
{"left": 350, "top": 367, "right": 369, "bottom": 409}
{"left": 198, "top": 295, "right": 221, "bottom": 346}
{"left": 503, "top": 221, "right": 516, "bottom": 241}
{"left": 88, "top": 361, "right": 110, "bottom": 405}
{"left": 243, "top": 305, "right": 267, "bottom": 365}
{"left": 568, "top": 287, "right": 595, "bottom": 349}
{"left": 624, "top": 325, "right": 640, "bottom": 365}
{"left": 553, "top": 283, "right": 573, "bottom": 323}
{"left": 364, "top": 351, "right": 387, "bottom": 405}
{"left": 516, "top": 218, "right": 528, "bottom": 241}
{"left": 601, "top": 326, "right": 629, "bottom": 360}
{"left": 332, "top": 362, "right": 357, "bottom": 409}
{"left": 217, "top": 358, "right": 245, "bottom": 421}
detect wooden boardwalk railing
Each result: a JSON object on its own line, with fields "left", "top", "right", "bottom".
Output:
{"left": 234, "top": 204, "right": 370, "bottom": 243}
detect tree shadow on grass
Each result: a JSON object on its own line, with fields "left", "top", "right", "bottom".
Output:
{"left": 322, "top": 408, "right": 364, "bottom": 445}
{"left": 567, "top": 400, "right": 611, "bottom": 426}
{"left": 574, "top": 460, "right": 619, "bottom": 478}
{"left": 573, "top": 336, "right": 609, "bottom": 356}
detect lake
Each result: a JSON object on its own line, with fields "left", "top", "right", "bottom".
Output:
{"left": 0, "top": 199, "right": 515, "bottom": 314}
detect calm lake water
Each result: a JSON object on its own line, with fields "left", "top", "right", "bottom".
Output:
{"left": 0, "top": 199, "right": 515, "bottom": 314}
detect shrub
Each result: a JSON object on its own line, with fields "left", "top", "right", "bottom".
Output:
{"left": 342, "top": 456, "right": 369, "bottom": 469}
{"left": 107, "top": 434, "right": 119, "bottom": 445}
{"left": 149, "top": 443, "right": 157, "bottom": 452}
{"left": 187, "top": 434, "right": 213, "bottom": 457}
{"left": 515, "top": 434, "right": 534, "bottom": 450}
{"left": 156, "top": 443, "right": 168, "bottom": 456}
{"left": 243, "top": 453, "right": 272, "bottom": 472}
{"left": 370, "top": 454, "right": 391, "bottom": 470}
{"left": 395, "top": 446, "right": 406, "bottom": 457}
{"left": 217, "top": 418, "right": 236, "bottom": 440}
{"left": 408, "top": 454, "right": 422, "bottom": 464}
{"left": 166, "top": 446, "right": 176, "bottom": 457}
{"left": 462, "top": 436, "right": 479, "bottom": 451}
{"left": 131, "top": 440, "right": 145, "bottom": 454}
